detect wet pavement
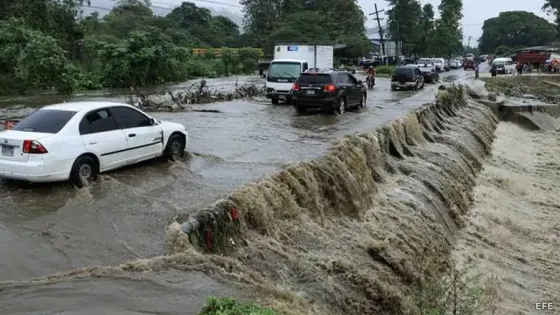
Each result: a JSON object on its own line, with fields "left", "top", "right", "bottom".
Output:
{"left": 0, "top": 69, "right": 473, "bottom": 313}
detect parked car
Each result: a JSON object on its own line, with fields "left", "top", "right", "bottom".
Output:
{"left": 417, "top": 58, "right": 436, "bottom": 72}
{"left": 0, "top": 102, "right": 188, "bottom": 187}
{"left": 419, "top": 67, "right": 439, "bottom": 83}
{"left": 291, "top": 70, "right": 367, "bottom": 115}
{"left": 391, "top": 66, "right": 425, "bottom": 90}
{"left": 449, "top": 60, "right": 459, "bottom": 69}
{"left": 431, "top": 58, "right": 445, "bottom": 72}
{"left": 464, "top": 59, "right": 476, "bottom": 70}
{"left": 443, "top": 59, "right": 451, "bottom": 71}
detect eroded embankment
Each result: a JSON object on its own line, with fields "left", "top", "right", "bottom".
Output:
{"left": 161, "top": 86, "right": 499, "bottom": 314}
{"left": 0, "top": 86, "right": 499, "bottom": 315}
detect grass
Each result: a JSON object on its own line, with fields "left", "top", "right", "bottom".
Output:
{"left": 199, "top": 297, "right": 280, "bottom": 315}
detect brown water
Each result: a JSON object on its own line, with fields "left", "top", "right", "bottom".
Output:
{"left": 0, "top": 70, "right": 478, "bottom": 314}
{"left": 453, "top": 122, "right": 560, "bottom": 314}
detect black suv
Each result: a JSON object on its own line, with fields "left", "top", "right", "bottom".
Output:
{"left": 291, "top": 70, "right": 367, "bottom": 115}
{"left": 391, "top": 66, "right": 425, "bottom": 90}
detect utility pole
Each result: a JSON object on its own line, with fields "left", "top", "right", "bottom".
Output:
{"left": 467, "top": 36, "right": 471, "bottom": 48}
{"left": 369, "top": 4, "right": 386, "bottom": 64}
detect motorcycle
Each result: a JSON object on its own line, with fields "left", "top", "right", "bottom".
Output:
{"left": 366, "top": 75, "right": 375, "bottom": 88}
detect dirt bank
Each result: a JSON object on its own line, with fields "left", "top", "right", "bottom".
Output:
{"left": 453, "top": 122, "right": 560, "bottom": 314}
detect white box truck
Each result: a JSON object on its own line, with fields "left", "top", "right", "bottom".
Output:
{"left": 266, "top": 44, "right": 334, "bottom": 104}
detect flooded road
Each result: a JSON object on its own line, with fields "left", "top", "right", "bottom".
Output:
{"left": 0, "top": 69, "right": 473, "bottom": 314}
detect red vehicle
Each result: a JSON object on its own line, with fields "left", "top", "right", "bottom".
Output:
{"left": 515, "top": 50, "right": 550, "bottom": 67}
{"left": 464, "top": 59, "right": 476, "bottom": 70}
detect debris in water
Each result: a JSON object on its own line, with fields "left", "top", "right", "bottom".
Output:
{"left": 126, "top": 80, "right": 265, "bottom": 112}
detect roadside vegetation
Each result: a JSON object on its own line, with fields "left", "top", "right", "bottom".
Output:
{"left": 375, "top": 65, "right": 396, "bottom": 77}
{"left": 482, "top": 76, "right": 560, "bottom": 103}
{"left": 198, "top": 297, "right": 279, "bottom": 315}
{"left": 0, "top": 0, "right": 371, "bottom": 96}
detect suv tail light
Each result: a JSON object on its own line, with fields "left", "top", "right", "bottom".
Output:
{"left": 292, "top": 83, "right": 300, "bottom": 91}
{"left": 323, "top": 84, "right": 336, "bottom": 92}
{"left": 23, "top": 140, "right": 48, "bottom": 154}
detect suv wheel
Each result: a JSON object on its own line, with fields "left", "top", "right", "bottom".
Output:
{"left": 294, "top": 104, "right": 306, "bottom": 114}
{"left": 335, "top": 97, "right": 346, "bottom": 115}
{"left": 271, "top": 97, "right": 279, "bottom": 105}
{"left": 359, "top": 93, "right": 367, "bottom": 109}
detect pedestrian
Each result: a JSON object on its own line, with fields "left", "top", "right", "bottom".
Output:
{"left": 475, "top": 63, "right": 480, "bottom": 79}
{"left": 516, "top": 61, "right": 522, "bottom": 76}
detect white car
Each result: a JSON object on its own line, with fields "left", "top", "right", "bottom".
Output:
{"left": 431, "top": 58, "right": 445, "bottom": 72}
{"left": 0, "top": 101, "right": 188, "bottom": 187}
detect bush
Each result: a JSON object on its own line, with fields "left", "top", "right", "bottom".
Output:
{"left": 375, "top": 65, "right": 395, "bottom": 76}
{"left": 199, "top": 297, "right": 279, "bottom": 315}
{"left": 407, "top": 242, "right": 498, "bottom": 315}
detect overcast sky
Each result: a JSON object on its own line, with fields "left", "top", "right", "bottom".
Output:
{"left": 90, "top": 0, "right": 555, "bottom": 45}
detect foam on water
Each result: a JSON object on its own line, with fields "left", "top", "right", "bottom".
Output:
{"left": 0, "top": 86, "right": 501, "bottom": 314}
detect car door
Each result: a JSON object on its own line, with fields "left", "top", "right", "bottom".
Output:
{"left": 345, "top": 74, "right": 360, "bottom": 104}
{"left": 109, "top": 106, "right": 164, "bottom": 165}
{"left": 79, "top": 108, "right": 128, "bottom": 172}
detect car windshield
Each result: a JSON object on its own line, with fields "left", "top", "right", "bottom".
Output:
{"left": 12, "top": 109, "right": 76, "bottom": 133}
{"left": 493, "top": 61, "right": 505, "bottom": 66}
{"left": 268, "top": 62, "right": 301, "bottom": 79}
{"left": 418, "top": 59, "right": 431, "bottom": 64}
{"left": 297, "top": 74, "right": 332, "bottom": 84}
{"left": 431, "top": 59, "right": 440, "bottom": 63}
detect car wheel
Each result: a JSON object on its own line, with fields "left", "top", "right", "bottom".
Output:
{"left": 271, "top": 97, "right": 279, "bottom": 105}
{"left": 359, "top": 93, "right": 367, "bottom": 109}
{"left": 164, "top": 133, "right": 186, "bottom": 161}
{"left": 335, "top": 97, "right": 346, "bottom": 115}
{"left": 421, "top": 81, "right": 425, "bottom": 89}
{"left": 414, "top": 81, "right": 419, "bottom": 90}
{"left": 70, "top": 155, "right": 98, "bottom": 188}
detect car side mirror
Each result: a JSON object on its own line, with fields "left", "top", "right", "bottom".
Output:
{"left": 357, "top": 80, "right": 362, "bottom": 84}
{"left": 261, "top": 74, "right": 266, "bottom": 78}
{"left": 149, "top": 118, "right": 158, "bottom": 125}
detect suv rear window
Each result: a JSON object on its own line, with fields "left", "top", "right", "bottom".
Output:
{"left": 394, "top": 67, "right": 414, "bottom": 76}
{"left": 297, "top": 74, "right": 332, "bottom": 84}
{"left": 12, "top": 109, "right": 76, "bottom": 133}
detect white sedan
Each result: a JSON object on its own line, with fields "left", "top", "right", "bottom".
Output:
{"left": 0, "top": 101, "right": 188, "bottom": 187}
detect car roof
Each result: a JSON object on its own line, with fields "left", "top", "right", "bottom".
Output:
{"left": 272, "top": 59, "right": 307, "bottom": 63}
{"left": 41, "top": 101, "right": 132, "bottom": 112}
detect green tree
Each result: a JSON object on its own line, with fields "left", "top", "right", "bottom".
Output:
{"left": 478, "top": 11, "right": 557, "bottom": 54}
{"left": 542, "top": 0, "right": 560, "bottom": 35}
{"left": 418, "top": 3, "right": 434, "bottom": 55}
{"left": 385, "top": 0, "right": 423, "bottom": 55}
{"left": 428, "top": 0, "right": 462, "bottom": 57}
{"left": 0, "top": 20, "right": 77, "bottom": 94}
{"left": 240, "top": 0, "right": 283, "bottom": 46}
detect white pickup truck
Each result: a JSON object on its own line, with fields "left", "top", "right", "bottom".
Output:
{"left": 265, "top": 45, "right": 334, "bottom": 105}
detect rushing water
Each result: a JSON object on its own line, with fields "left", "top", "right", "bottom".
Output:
{"left": 0, "top": 70, "right": 480, "bottom": 314}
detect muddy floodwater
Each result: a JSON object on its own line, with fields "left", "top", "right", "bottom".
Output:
{"left": 0, "top": 70, "right": 473, "bottom": 314}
